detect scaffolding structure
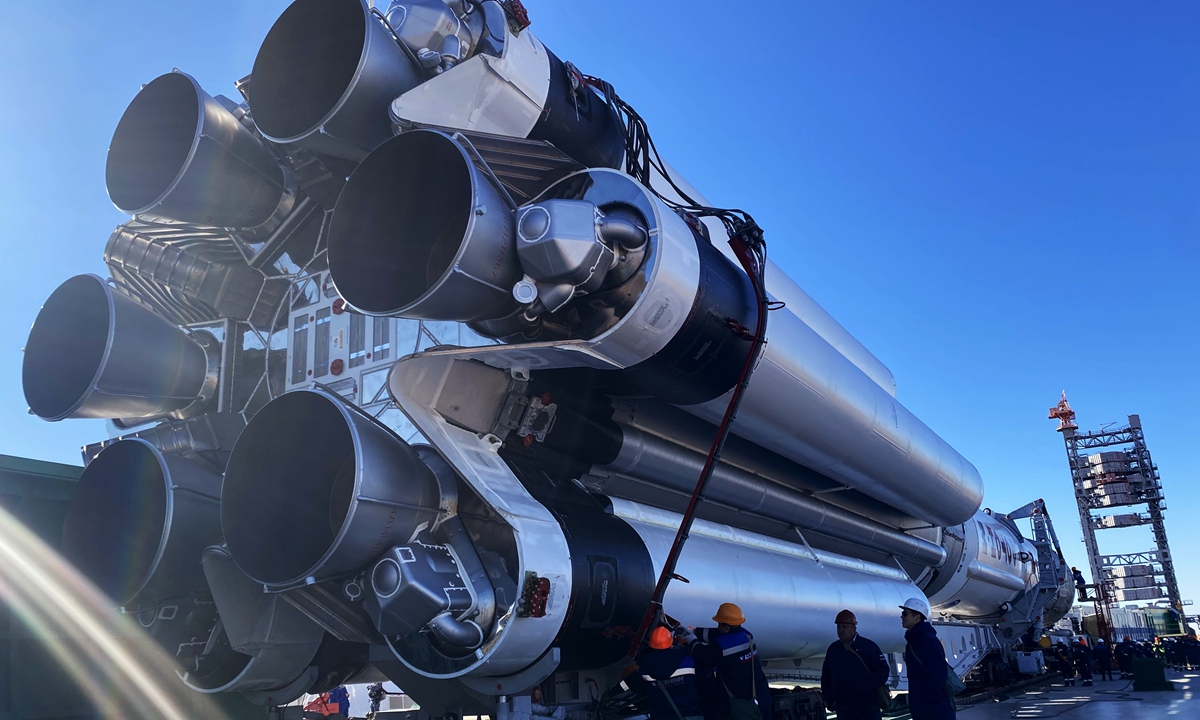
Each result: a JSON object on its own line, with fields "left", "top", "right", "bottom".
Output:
{"left": 1048, "top": 395, "right": 1182, "bottom": 624}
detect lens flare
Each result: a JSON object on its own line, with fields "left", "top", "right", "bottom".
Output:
{"left": 0, "top": 501, "right": 228, "bottom": 719}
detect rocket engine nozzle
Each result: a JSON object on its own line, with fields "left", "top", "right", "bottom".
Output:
{"left": 221, "top": 388, "right": 442, "bottom": 589}
{"left": 328, "top": 129, "right": 521, "bottom": 321}
{"left": 250, "top": 0, "right": 422, "bottom": 159}
{"left": 61, "top": 439, "right": 222, "bottom": 605}
{"left": 23, "top": 274, "right": 217, "bottom": 423}
{"left": 106, "top": 72, "right": 294, "bottom": 229}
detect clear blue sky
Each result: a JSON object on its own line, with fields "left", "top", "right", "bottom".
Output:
{"left": 1, "top": 2, "right": 1196, "bottom": 604}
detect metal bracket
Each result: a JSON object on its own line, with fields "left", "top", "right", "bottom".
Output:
{"left": 788, "top": 527, "right": 821, "bottom": 566}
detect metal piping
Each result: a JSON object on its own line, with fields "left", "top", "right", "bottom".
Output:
{"left": 599, "top": 425, "right": 947, "bottom": 567}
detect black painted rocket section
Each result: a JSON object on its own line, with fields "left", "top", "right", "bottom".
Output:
{"left": 501, "top": 459, "right": 655, "bottom": 672}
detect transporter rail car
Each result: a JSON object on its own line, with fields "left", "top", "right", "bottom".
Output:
{"left": 22, "top": 1, "right": 1075, "bottom": 717}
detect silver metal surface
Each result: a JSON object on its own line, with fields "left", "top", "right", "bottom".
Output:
{"left": 391, "top": 125, "right": 582, "bottom": 205}
{"left": 608, "top": 498, "right": 921, "bottom": 656}
{"left": 328, "top": 129, "right": 521, "bottom": 320}
{"left": 642, "top": 158, "right": 898, "bottom": 397}
{"left": 612, "top": 398, "right": 921, "bottom": 528}
{"left": 924, "top": 511, "right": 1036, "bottom": 620}
{"left": 515, "top": 199, "right": 618, "bottom": 312}
{"left": 376, "top": 169, "right": 700, "bottom": 372}
{"left": 600, "top": 425, "right": 947, "bottom": 566}
{"left": 347, "top": 149, "right": 981, "bottom": 526}
{"left": 387, "top": 17, "right": 550, "bottom": 139}
{"left": 686, "top": 304, "right": 984, "bottom": 527}
{"left": 221, "top": 387, "right": 442, "bottom": 588}
{"left": 23, "top": 274, "right": 213, "bottom": 422}
{"left": 104, "top": 220, "right": 290, "bottom": 329}
{"left": 251, "top": 0, "right": 423, "bottom": 159}
{"left": 385, "top": 0, "right": 487, "bottom": 74}
{"left": 192, "top": 546, "right": 324, "bottom": 697}
{"left": 61, "top": 439, "right": 222, "bottom": 605}
{"left": 516, "top": 200, "right": 609, "bottom": 287}
{"left": 387, "top": 351, "right": 573, "bottom": 679}
{"left": 106, "top": 72, "right": 295, "bottom": 229}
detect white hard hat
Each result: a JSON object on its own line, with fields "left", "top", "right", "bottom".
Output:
{"left": 900, "top": 597, "right": 931, "bottom": 618}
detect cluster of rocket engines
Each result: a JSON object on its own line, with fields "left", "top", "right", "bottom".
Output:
{"left": 23, "top": 0, "right": 1073, "bottom": 712}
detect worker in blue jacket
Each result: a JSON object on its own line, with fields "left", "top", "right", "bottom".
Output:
{"left": 689, "top": 603, "right": 773, "bottom": 720}
{"left": 900, "top": 597, "right": 955, "bottom": 720}
{"left": 821, "top": 609, "right": 890, "bottom": 720}
{"left": 637, "top": 626, "right": 707, "bottom": 720}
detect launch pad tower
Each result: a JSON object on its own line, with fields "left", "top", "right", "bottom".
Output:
{"left": 1049, "top": 395, "right": 1182, "bottom": 621}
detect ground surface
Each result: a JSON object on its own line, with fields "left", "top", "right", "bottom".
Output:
{"left": 953, "top": 669, "right": 1198, "bottom": 719}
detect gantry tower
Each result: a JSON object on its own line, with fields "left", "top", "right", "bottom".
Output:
{"left": 1048, "top": 395, "right": 1181, "bottom": 620}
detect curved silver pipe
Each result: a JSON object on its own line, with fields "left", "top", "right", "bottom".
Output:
{"left": 600, "top": 426, "right": 947, "bottom": 567}
{"left": 439, "top": 514, "right": 496, "bottom": 646}
{"left": 427, "top": 612, "right": 485, "bottom": 650}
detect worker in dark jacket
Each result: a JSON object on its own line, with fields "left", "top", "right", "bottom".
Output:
{"left": 900, "top": 597, "right": 955, "bottom": 720}
{"left": 1053, "top": 643, "right": 1075, "bottom": 686}
{"left": 1093, "top": 640, "right": 1113, "bottom": 681}
{"left": 1185, "top": 634, "right": 1200, "bottom": 670}
{"left": 1116, "top": 637, "right": 1136, "bottom": 679}
{"left": 690, "top": 603, "right": 772, "bottom": 720}
{"left": 635, "top": 626, "right": 706, "bottom": 720}
{"left": 1072, "top": 640, "right": 1093, "bottom": 686}
{"left": 821, "top": 609, "right": 890, "bottom": 720}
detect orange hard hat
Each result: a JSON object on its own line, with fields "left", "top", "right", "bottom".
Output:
{"left": 649, "top": 626, "right": 673, "bottom": 650}
{"left": 835, "top": 609, "right": 857, "bottom": 625}
{"left": 713, "top": 603, "right": 746, "bottom": 625}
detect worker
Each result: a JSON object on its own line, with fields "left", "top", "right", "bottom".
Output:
{"left": 604, "top": 665, "right": 652, "bottom": 719}
{"left": 302, "top": 693, "right": 337, "bottom": 718}
{"left": 327, "top": 686, "right": 349, "bottom": 717}
{"left": 1185, "top": 634, "right": 1200, "bottom": 671}
{"left": 900, "top": 597, "right": 956, "bottom": 720}
{"left": 690, "top": 603, "right": 773, "bottom": 720}
{"left": 1116, "top": 636, "right": 1136, "bottom": 679}
{"left": 1165, "top": 638, "right": 1180, "bottom": 670}
{"left": 1053, "top": 643, "right": 1075, "bottom": 686}
{"left": 1072, "top": 639, "right": 1093, "bottom": 687}
{"left": 820, "top": 609, "right": 890, "bottom": 720}
{"left": 1071, "top": 567, "right": 1086, "bottom": 589}
{"left": 637, "top": 626, "right": 706, "bottom": 720}
{"left": 367, "top": 683, "right": 386, "bottom": 715}
{"left": 1093, "top": 640, "right": 1113, "bottom": 681}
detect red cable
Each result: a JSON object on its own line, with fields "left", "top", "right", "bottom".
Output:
{"left": 627, "top": 230, "right": 769, "bottom": 656}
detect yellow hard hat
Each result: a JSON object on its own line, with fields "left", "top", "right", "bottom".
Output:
{"left": 713, "top": 602, "right": 745, "bottom": 625}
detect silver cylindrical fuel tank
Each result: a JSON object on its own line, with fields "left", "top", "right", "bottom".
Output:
{"left": 608, "top": 499, "right": 919, "bottom": 656}
{"left": 682, "top": 301, "right": 983, "bottom": 528}
{"left": 598, "top": 424, "right": 947, "bottom": 566}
